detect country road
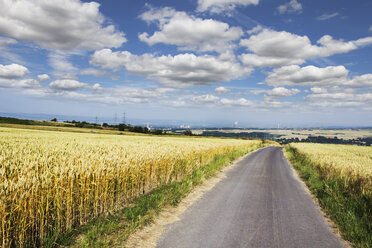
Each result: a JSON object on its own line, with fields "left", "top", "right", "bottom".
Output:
{"left": 155, "top": 147, "right": 345, "bottom": 248}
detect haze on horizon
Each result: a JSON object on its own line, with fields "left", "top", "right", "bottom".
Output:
{"left": 0, "top": 0, "right": 371, "bottom": 127}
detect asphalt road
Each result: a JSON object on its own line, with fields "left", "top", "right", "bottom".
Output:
{"left": 156, "top": 147, "right": 345, "bottom": 248}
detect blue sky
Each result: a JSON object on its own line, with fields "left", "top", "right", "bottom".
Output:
{"left": 0, "top": 0, "right": 371, "bottom": 127}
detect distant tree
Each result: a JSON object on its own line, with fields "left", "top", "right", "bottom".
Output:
{"left": 152, "top": 129, "right": 163, "bottom": 135}
{"left": 51, "top": 118, "right": 57, "bottom": 122}
{"left": 184, "top": 130, "right": 193, "bottom": 136}
{"left": 133, "top": 126, "right": 144, "bottom": 133}
{"left": 102, "top": 122, "right": 109, "bottom": 127}
{"left": 75, "top": 122, "right": 84, "bottom": 128}
{"left": 118, "top": 124, "right": 127, "bottom": 131}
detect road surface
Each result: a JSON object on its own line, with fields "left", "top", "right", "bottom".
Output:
{"left": 156, "top": 147, "right": 345, "bottom": 248}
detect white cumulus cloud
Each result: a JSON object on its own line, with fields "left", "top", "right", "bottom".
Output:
{"left": 265, "top": 87, "right": 300, "bottom": 100}
{"left": 139, "top": 5, "right": 176, "bottom": 25}
{"left": 220, "top": 97, "right": 253, "bottom": 106}
{"left": 0, "top": 0, "right": 126, "bottom": 51}
{"left": 0, "top": 78, "right": 40, "bottom": 88}
{"left": 239, "top": 29, "right": 359, "bottom": 67}
{"left": 310, "top": 87, "right": 327, "bottom": 94}
{"left": 215, "top": 86, "right": 231, "bottom": 93}
{"left": 0, "top": 63, "right": 29, "bottom": 79}
{"left": 196, "top": 0, "right": 259, "bottom": 13}
{"left": 90, "top": 49, "right": 252, "bottom": 87}
{"left": 277, "top": 0, "right": 302, "bottom": 14}
{"left": 263, "top": 65, "right": 349, "bottom": 87}
{"left": 49, "top": 79, "right": 89, "bottom": 91}
{"left": 306, "top": 87, "right": 372, "bottom": 108}
{"left": 344, "top": 74, "right": 372, "bottom": 87}
{"left": 192, "top": 94, "right": 220, "bottom": 104}
{"left": 37, "top": 74, "right": 50, "bottom": 82}
{"left": 139, "top": 7, "right": 243, "bottom": 52}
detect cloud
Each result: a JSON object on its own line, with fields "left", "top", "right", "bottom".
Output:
{"left": 220, "top": 97, "right": 253, "bottom": 106}
{"left": 49, "top": 79, "right": 89, "bottom": 91}
{"left": 196, "top": 0, "right": 259, "bottom": 13}
{"left": 353, "top": 37, "right": 372, "bottom": 47}
{"left": 344, "top": 74, "right": 372, "bottom": 87}
{"left": 17, "top": 80, "right": 178, "bottom": 105}
{"left": 263, "top": 64, "right": 372, "bottom": 88}
{"left": 316, "top": 12, "right": 339, "bottom": 21}
{"left": 239, "top": 29, "right": 358, "bottom": 67}
{"left": 215, "top": 86, "right": 230, "bottom": 93}
{"left": 139, "top": 5, "right": 176, "bottom": 25}
{"left": 247, "top": 25, "right": 263, "bottom": 35}
{"left": 264, "top": 87, "right": 300, "bottom": 100}
{"left": 49, "top": 53, "right": 77, "bottom": 72}
{"left": 0, "top": 38, "right": 24, "bottom": 64}
{"left": 106, "top": 87, "right": 176, "bottom": 103}
{"left": 90, "top": 49, "right": 252, "bottom": 87}
{"left": 246, "top": 89, "right": 266, "bottom": 95}
{"left": 277, "top": 0, "right": 302, "bottom": 14}
{"left": 306, "top": 87, "right": 372, "bottom": 108}
{"left": 217, "top": 96, "right": 292, "bottom": 108}
{"left": 0, "top": 0, "right": 126, "bottom": 51}
{"left": 310, "top": 87, "right": 327, "bottom": 94}
{"left": 0, "top": 63, "right": 29, "bottom": 79}
{"left": 263, "top": 65, "right": 349, "bottom": 87}
{"left": 239, "top": 54, "right": 303, "bottom": 68}
{"left": 139, "top": 7, "right": 243, "bottom": 52}
{"left": 79, "top": 68, "right": 117, "bottom": 79}
{"left": 192, "top": 94, "right": 219, "bottom": 104}
{"left": 318, "top": 35, "right": 358, "bottom": 54}
{"left": 37, "top": 74, "right": 50, "bottom": 82}
{"left": 0, "top": 78, "right": 40, "bottom": 88}
{"left": 0, "top": 36, "right": 17, "bottom": 49}
{"left": 52, "top": 73, "right": 78, "bottom": 80}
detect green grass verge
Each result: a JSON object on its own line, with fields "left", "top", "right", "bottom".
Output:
{"left": 51, "top": 144, "right": 264, "bottom": 247}
{"left": 285, "top": 145, "right": 372, "bottom": 248}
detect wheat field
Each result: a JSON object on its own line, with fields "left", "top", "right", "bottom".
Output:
{"left": 288, "top": 143, "right": 372, "bottom": 197}
{"left": 0, "top": 127, "right": 262, "bottom": 247}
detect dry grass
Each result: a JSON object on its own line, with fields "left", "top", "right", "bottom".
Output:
{"left": 0, "top": 123, "right": 138, "bottom": 135}
{"left": 0, "top": 127, "right": 261, "bottom": 247}
{"left": 288, "top": 143, "right": 372, "bottom": 197}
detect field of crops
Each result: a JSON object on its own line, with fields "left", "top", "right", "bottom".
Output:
{"left": 288, "top": 143, "right": 372, "bottom": 197}
{"left": 0, "top": 127, "right": 262, "bottom": 247}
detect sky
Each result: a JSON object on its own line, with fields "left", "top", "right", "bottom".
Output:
{"left": 0, "top": 0, "right": 372, "bottom": 127}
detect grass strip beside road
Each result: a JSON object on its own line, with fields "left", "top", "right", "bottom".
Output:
{"left": 56, "top": 143, "right": 265, "bottom": 247}
{"left": 285, "top": 145, "right": 372, "bottom": 248}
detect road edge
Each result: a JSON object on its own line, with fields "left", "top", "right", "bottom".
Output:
{"left": 125, "top": 147, "right": 267, "bottom": 248}
{"left": 281, "top": 148, "right": 351, "bottom": 248}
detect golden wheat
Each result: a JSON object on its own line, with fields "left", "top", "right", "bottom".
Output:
{"left": 289, "top": 143, "right": 372, "bottom": 197}
{"left": 0, "top": 127, "right": 262, "bottom": 247}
